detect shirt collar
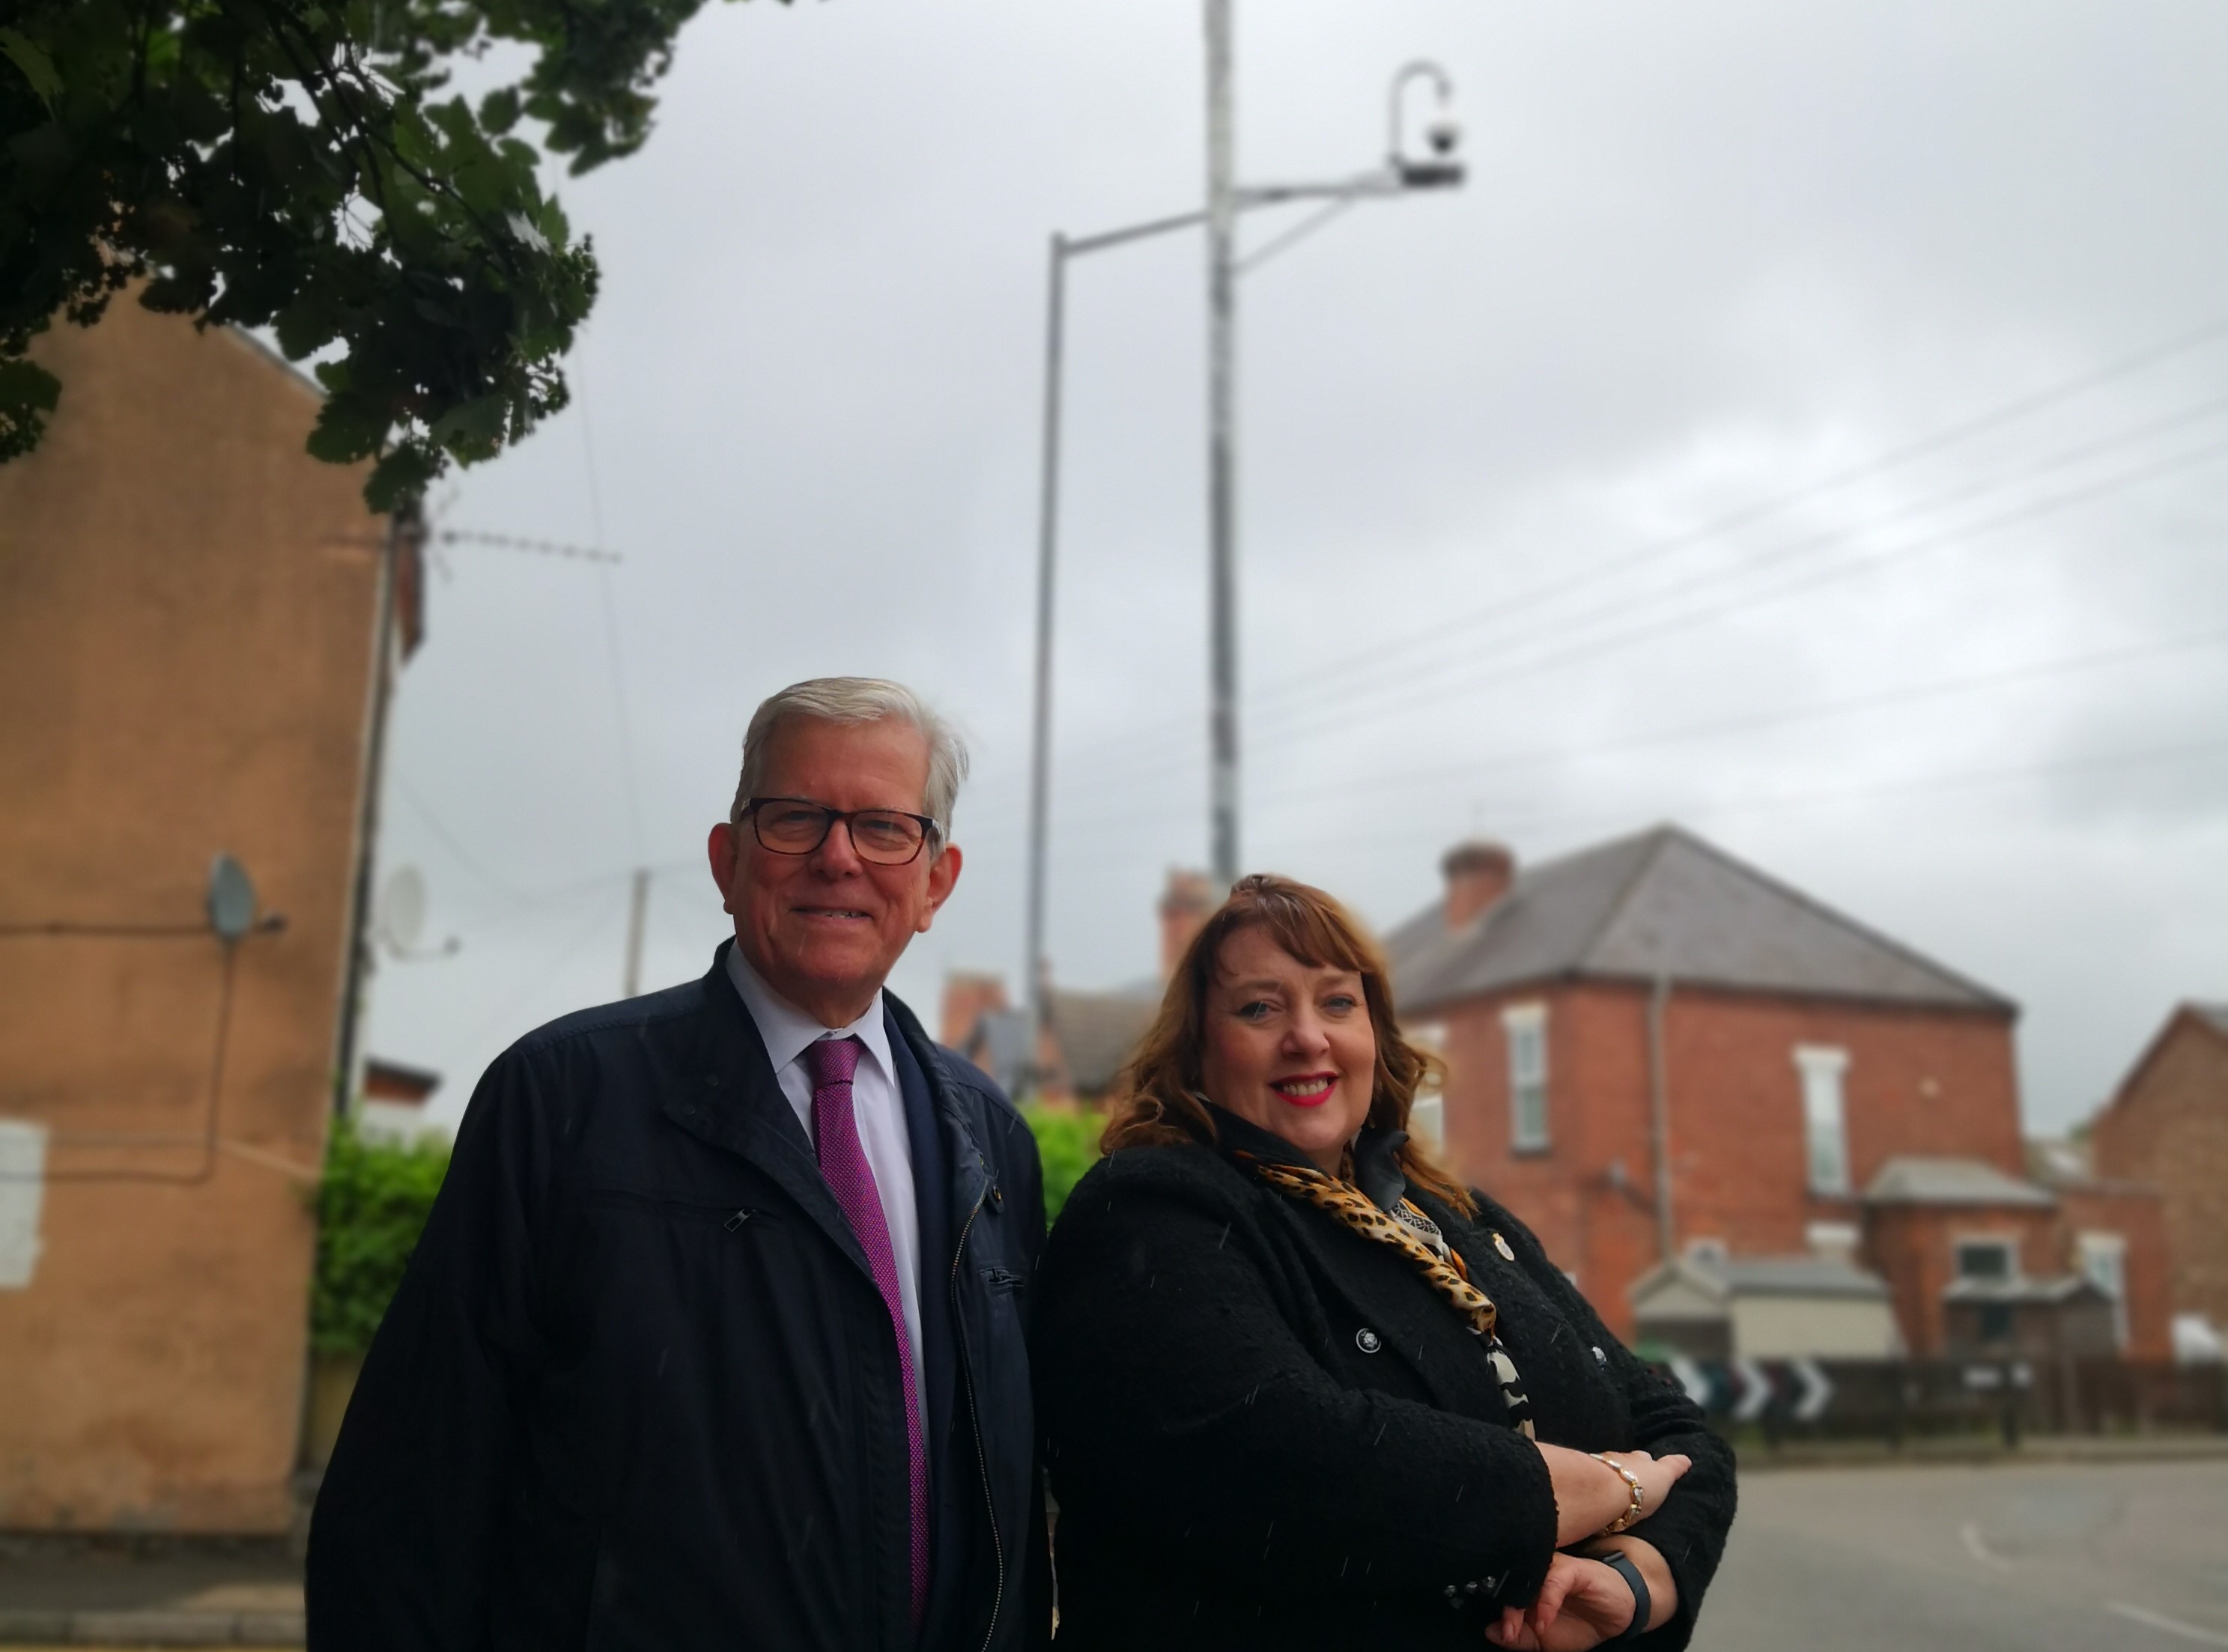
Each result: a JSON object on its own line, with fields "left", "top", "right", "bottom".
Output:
{"left": 725, "top": 944, "right": 893, "bottom": 1089}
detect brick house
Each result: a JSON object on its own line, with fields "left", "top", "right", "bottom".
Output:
{"left": 0, "top": 302, "right": 406, "bottom": 1531}
{"left": 1384, "top": 827, "right": 2170, "bottom": 1360}
{"left": 2089, "top": 1003, "right": 2228, "bottom": 1337}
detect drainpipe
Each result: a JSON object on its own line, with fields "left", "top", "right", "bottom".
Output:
{"left": 1646, "top": 973, "right": 1675, "bottom": 1262}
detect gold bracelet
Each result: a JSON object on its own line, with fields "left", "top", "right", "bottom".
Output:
{"left": 1590, "top": 1452, "right": 1645, "bottom": 1535}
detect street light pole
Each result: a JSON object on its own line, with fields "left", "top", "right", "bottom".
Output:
{"left": 1019, "top": 38, "right": 1463, "bottom": 1096}
{"left": 1204, "top": 0, "right": 1242, "bottom": 892}
{"left": 1022, "top": 231, "right": 1068, "bottom": 1075}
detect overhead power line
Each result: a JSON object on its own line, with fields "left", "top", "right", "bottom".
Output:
{"left": 970, "top": 622, "right": 2228, "bottom": 851}
{"left": 1013, "top": 432, "right": 2228, "bottom": 807}
{"left": 1239, "top": 397, "right": 2228, "bottom": 739}
{"left": 974, "top": 309, "right": 2228, "bottom": 791}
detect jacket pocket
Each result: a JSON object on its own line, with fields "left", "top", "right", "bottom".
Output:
{"left": 580, "top": 1188, "right": 768, "bottom": 1230}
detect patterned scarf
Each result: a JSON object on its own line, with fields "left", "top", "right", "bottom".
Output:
{"left": 1236, "top": 1151, "right": 1536, "bottom": 1439}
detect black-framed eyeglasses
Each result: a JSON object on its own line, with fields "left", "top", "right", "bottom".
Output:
{"left": 741, "top": 797, "right": 941, "bottom": 866}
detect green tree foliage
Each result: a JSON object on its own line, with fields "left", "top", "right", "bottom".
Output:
{"left": 0, "top": 0, "right": 781, "bottom": 510}
{"left": 310, "top": 1114, "right": 450, "bottom": 1355}
{"left": 1024, "top": 1105, "right": 1102, "bottom": 1229}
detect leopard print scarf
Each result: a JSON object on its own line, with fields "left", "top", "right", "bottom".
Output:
{"left": 1237, "top": 1153, "right": 1536, "bottom": 1439}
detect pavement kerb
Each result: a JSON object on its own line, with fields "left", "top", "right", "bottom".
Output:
{"left": 0, "top": 1608, "right": 303, "bottom": 1647}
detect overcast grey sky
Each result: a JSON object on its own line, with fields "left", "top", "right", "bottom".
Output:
{"left": 363, "top": 0, "right": 2228, "bottom": 1137}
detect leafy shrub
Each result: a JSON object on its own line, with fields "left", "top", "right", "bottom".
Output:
{"left": 1025, "top": 1106, "right": 1103, "bottom": 1228}
{"left": 310, "top": 1116, "right": 451, "bottom": 1356}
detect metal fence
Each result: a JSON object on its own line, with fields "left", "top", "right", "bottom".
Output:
{"left": 1654, "top": 1356, "right": 2228, "bottom": 1448}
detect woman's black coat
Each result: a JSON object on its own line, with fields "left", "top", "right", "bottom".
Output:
{"left": 1033, "top": 1126, "right": 1737, "bottom": 1651}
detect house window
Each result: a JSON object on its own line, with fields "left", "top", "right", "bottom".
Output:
{"left": 1976, "top": 1302, "right": 2015, "bottom": 1344}
{"left": 2077, "top": 1232, "right": 2129, "bottom": 1349}
{"left": 1502, "top": 1004, "right": 1549, "bottom": 1152}
{"left": 1955, "top": 1237, "right": 2018, "bottom": 1281}
{"left": 1794, "top": 1045, "right": 1851, "bottom": 1194}
{"left": 1405, "top": 1021, "right": 1448, "bottom": 1154}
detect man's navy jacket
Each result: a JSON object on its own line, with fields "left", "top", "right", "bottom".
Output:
{"left": 306, "top": 944, "right": 1051, "bottom": 1651}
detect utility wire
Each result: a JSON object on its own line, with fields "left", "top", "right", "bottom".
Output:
{"left": 974, "top": 311, "right": 2228, "bottom": 789}
{"left": 391, "top": 769, "right": 539, "bottom": 905}
{"left": 1022, "top": 731, "right": 2228, "bottom": 875}
{"left": 1005, "top": 431, "right": 2228, "bottom": 807}
{"left": 972, "top": 621, "right": 2228, "bottom": 848}
{"left": 1245, "top": 732, "right": 2228, "bottom": 865}
{"left": 574, "top": 353, "right": 647, "bottom": 865}
{"left": 1242, "top": 395, "right": 2228, "bottom": 732}
{"left": 1235, "top": 429, "right": 2228, "bottom": 754}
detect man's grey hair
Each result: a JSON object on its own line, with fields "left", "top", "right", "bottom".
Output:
{"left": 729, "top": 677, "right": 970, "bottom": 841}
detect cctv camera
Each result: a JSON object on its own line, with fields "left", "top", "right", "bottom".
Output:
{"left": 1427, "top": 117, "right": 1461, "bottom": 157}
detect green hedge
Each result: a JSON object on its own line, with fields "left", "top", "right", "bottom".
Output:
{"left": 310, "top": 1117, "right": 451, "bottom": 1356}
{"left": 310, "top": 1105, "right": 1096, "bottom": 1345}
{"left": 1025, "top": 1106, "right": 1102, "bottom": 1228}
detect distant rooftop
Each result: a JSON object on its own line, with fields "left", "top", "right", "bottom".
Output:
{"left": 1943, "top": 1275, "right": 2105, "bottom": 1306}
{"left": 1863, "top": 1155, "right": 2054, "bottom": 1209}
{"left": 1047, "top": 987, "right": 1158, "bottom": 1096}
{"left": 1385, "top": 825, "right": 2012, "bottom": 1016}
{"left": 1633, "top": 1253, "right": 1892, "bottom": 1305}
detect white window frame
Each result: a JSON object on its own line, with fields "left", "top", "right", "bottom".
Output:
{"left": 2076, "top": 1231, "right": 2130, "bottom": 1349}
{"left": 1502, "top": 1003, "right": 1549, "bottom": 1153}
{"left": 1794, "top": 1045, "right": 1851, "bottom": 1195}
{"left": 1953, "top": 1235, "right": 2019, "bottom": 1283}
{"left": 1403, "top": 1021, "right": 1448, "bottom": 1155}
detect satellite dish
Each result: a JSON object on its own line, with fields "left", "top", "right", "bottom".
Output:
{"left": 207, "top": 854, "right": 258, "bottom": 943}
{"left": 376, "top": 866, "right": 427, "bottom": 955}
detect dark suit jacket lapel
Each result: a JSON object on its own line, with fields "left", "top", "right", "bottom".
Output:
{"left": 658, "top": 942, "right": 877, "bottom": 1282}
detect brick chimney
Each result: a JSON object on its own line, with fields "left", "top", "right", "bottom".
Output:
{"left": 939, "top": 971, "right": 1009, "bottom": 1048}
{"left": 1442, "top": 841, "right": 1514, "bottom": 930}
{"left": 1159, "top": 869, "right": 1218, "bottom": 979}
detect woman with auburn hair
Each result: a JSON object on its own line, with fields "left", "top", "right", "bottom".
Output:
{"left": 1033, "top": 875, "right": 1736, "bottom": 1651}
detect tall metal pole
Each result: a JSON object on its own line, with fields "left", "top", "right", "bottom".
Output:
{"left": 333, "top": 494, "right": 419, "bottom": 1116}
{"left": 1203, "top": 0, "right": 1240, "bottom": 890}
{"left": 622, "top": 867, "right": 649, "bottom": 998}
{"left": 1022, "top": 235, "right": 1069, "bottom": 1096}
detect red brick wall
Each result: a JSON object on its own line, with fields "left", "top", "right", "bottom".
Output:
{"left": 2091, "top": 1014, "right": 2228, "bottom": 1330}
{"left": 1861, "top": 1203, "right": 2057, "bottom": 1356}
{"left": 1423, "top": 979, "right": 2023, "bottom": 1343}
{"left": 2054, "top": 1184, "right": 2173, "bottom": 1361}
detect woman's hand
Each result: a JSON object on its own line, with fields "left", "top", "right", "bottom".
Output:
{"left": 1537, "top": 1443, "right": 1692, "bottom": 1546}
{"left": 1484, "top": 1552, "right": 1637, "bottom": 1651}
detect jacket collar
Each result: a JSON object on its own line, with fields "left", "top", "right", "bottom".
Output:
{"left": 664, "top": 943, "right": 995, "bottom": 1273}
{"left": 1203, "top": 1100, "right": 1412, "bottom": 1213}
{"left": 661, "top": 941, "right": 878, "bottom": 1278}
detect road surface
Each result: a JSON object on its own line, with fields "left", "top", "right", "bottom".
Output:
{"left": 1700, "top": 1457, "right": 2228, "bottom": 1650}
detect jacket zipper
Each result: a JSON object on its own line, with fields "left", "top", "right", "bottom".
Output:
{"left": 950, "top": 1188, "right": 1005, "bottom": 1652}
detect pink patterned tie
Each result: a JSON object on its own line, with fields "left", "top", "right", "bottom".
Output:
{"left": 804, "top": 1035, "right": 929, "bottom": 1627}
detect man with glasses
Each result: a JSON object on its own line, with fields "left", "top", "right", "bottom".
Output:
{"left": 309, "top": 678, "right": 1051, "bottom": 1652}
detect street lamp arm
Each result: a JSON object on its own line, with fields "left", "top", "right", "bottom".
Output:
{"left": 1234, "top": 169, "right": 1406, "bottom": 208}
{"left": 1065, "top": 207, "right": 1212, "bottom": 258}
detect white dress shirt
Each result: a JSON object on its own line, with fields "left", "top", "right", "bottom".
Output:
{"left": 725, "top": 947, "right": 927, "bottom": 1445}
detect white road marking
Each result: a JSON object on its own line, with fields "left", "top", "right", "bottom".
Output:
{"left": 1958, "top": 1521, "right": 2015, "bottom": 1572}
{"left": 2107, "top": 1604, "right": 2228, "bottom": 1648}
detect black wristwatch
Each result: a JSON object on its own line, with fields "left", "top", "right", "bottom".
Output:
{"left": 1593, "top": 1549, "right": 1651, "bottom": 1642}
